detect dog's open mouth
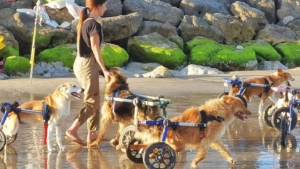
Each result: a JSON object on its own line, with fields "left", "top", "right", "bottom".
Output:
{"left": 236, "top": 112, "right": 248, "bottom": 121}
{"left": 71, "top": 92, "right": 82, "bottom": 99}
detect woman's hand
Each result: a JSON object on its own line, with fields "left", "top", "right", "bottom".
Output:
{"left": 103, "top": 70, "right": 111, "bottom": 83}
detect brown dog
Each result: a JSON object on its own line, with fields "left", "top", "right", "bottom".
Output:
{"left": 229, "top": 68, "right": 294, "bottom": 114}
{"left": 135, "top": 95, "right": 251, "bottom": 168}
{"left": 90, "top": 68, "right": 162, "bottom": 148}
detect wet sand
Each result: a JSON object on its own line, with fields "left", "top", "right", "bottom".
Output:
{"left": 1, "top": 69, "right": 300, "bottom": 169}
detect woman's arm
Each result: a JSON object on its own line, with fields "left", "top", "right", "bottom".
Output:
{"left": 90, "top": 33, "right": 110, "bottom": 82}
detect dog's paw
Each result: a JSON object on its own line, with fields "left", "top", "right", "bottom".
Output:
{"left": 109, "top": 139, "right": 118, "bottom": 147}
{"left": 227, "top": 158, "right": 236, "bottom": 164}
{"left": 190, "top": 163, "right": 197, "bottom": 169}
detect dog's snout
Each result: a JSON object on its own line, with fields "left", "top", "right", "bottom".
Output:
{"left": 291, "top": 77, "right": 295, "bottom": 81}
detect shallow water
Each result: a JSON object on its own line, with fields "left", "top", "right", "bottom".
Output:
{"left": 1, "top": 81, "right": 300, "bottom": 169}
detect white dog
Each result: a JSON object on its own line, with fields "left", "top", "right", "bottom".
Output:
{"left": 2, "top": 82, "right": 84, "bottom": 151}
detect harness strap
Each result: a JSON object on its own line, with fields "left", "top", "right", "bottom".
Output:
{"left": 43, "top": 101, "right": 51, "bottom": 122}
{"left": 199, "top": 110, "right": 224, "bottom": 137}
{"left": 258, "top": 78, "right": 272, "bottom": 97}
{"left": 112, "top": 91, "right": 120, "bottom": 122}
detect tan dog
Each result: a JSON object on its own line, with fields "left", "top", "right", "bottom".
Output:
{"left": 2, "top": 82, "right": 84, "bottom": 151}
{"left": 135, "top": 95, "right": 251, "bottom": 168}
{"left": 230, "top": 69, "right": 294, "bottom": 114}
{"left": 90, "top": 68, "right": 162, "bottom": 148}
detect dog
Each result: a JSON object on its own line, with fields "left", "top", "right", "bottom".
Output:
{"left": 229, "top": 68, "right": 294, "bottom": 114}
{"left": 134, "top": 95, "right": 251, "bottom": 168}
{"left": 89, "top": 68, "right": 162, "bottom": 149}
{"left": 2, "top": 82, "right": 84, "bottom": 151}
{"left": 268, "top": 87, "right": 300, "bottom": 115}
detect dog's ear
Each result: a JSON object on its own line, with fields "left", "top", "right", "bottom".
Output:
{"left": 57, "top": 84, "right": 66, "bottom": 94}
{"left": 277, "top": 68, "right": 283, "bottom": 74}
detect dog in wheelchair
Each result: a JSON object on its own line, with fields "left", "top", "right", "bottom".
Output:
{"left": 89, "top": 68, "right": 163, "bottom": 149}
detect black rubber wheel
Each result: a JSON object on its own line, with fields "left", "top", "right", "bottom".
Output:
{"left": 0, "top": 130, "right": 6, "bottom": 152}
{"left": 6, "top": 133, "right": 17, "bottom": 145}
{"left": 118, "top": 125, "right": 136, "bottom": 150}
{"left": 143, "top": 142, "right": 176, "bottom": 169}
{"left": 271, "top": 107, "right": 297, "bottom": 132}
{"left": 236, "top": 95, "right": 247, "bottom": 108}
{"left": 281, "top": 117, "right": 288, "bottom": 147}
{"left": 126, "top": 138, "right": 143, "bottom": 163}
{"left": 263, "top": 104, "right": 275, "bottom": 127}
{"left": 217, "top": 92, "right": 229, "bottom": 98}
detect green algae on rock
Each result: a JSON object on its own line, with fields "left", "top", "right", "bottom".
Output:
{"left": 101, "top": 43, "right": 129, "bottom": 67}
{"left": 37, "top": 44, "right": 76, "bottom": 68}
{"left": 4, "top": 56, "right": 30, "bottom": 75}
{"left": 275, "top": 41, "right": 300, "bottom": 68}
{"left": 127, "top": 33, "right": 187, "bottom": 69}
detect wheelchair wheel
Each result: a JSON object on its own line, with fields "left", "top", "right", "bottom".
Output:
{"left": 6, "top": 133, "right": 17, "bottom": 145}
{"left": 236, "top": 95, "right": 247, "bottom": 108}
{"left": 126, "top": 138, "right": 143, "bottom": 163}
{"left": 119, "top": 125, "right": 136, "bottom": 152}
{"left": 271, "top": 107, "right": 297, "bottom": 132}
{"left": 263, "top": 104, "right": 275, "bottom": 127}
{"left": 0, "top": 130, "right": 6, "bottom": 152}
{"left": 143, "top": 142, "right": 176, "bottom": 169}
{"left": 281, "top": 117, "right": 288, "bottom": 147}
{"left": 217, "top": 92, "right": 228, "bottom": 98}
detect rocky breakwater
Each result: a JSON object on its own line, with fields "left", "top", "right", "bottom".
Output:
{"left": 0, "top": 0, "right": 299, "bottom": 79}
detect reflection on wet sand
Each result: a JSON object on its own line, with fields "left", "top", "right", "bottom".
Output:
{"left": 1, "top": 89, "right": 300, "bottom": 168}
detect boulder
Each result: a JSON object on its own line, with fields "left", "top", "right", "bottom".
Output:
{"left": 179, "top": 0, "right": 230, "bottom": 18}
{"left": 4, "top": 56, "right": 31, "bottom": 75}
{"left": 287, "top": 19, "right": 300, "bottom": 40}
{"left": 187, "top": 37, "right": 257, "bottom": 71}
{"left": 0, "top": 26, "right": 19, "bottom": 58}
{"left": 33, "top": 61, "right": 73, "bottom": 77}
{"left": 37, "top": 44, "right": 76, "bottom": 68}
{"left": 123, "top": 0, "right": 184, "bottom": 26}
{"left": 0, "top": 0, "right": 32, "bottom": 10}
{"left": 124, "top": 62, "right": 162, "bottom": 75}
{"left": 161, "top": 0, "right": 182, "bottom": 7}
{"left": 142, "top": 65, "right": 173, "bottom": 78}
{"left": 127, "top": 32, "right": 187, "bottom": 69}
{"left": 245, "top": 0, "right": 276, "bottom": 24}
{"left": 255, "top": 24, "right": 297, "bottom": 45}
{"left": 136, "top": 21, "right": 178, "bottom": 38}
{"left": 168, "top": 35, "right": 184, "bottom": 51}
{"left": 98, "top": 12, "right": 143, "bottom": 42}
{"left": 275, "top": 42, "right": 300, "bottom": 68}
{"left": 103, "top": 0, "right": 122, "bottom": 17}
{"left": 178, "top": 15, "right": 224, "bottom": 43}
{"left": 101, "top": 43, "right": 129, "bottom": 67}
{"left": 0, "top": 9, "right": 75, "bottom": 55}
{"left": 45, "top": 6, "right": 74, "bottom": 24}
{"left": 230, "top": 1, "right": 269, "bottom": 27}
{"left": 204, "top": 13, "right": 258, "bottom": 44}
{"left": 252, "top": 61, "right": 288, "bottom": 70}
{"left": 242, "top": 39, "right": 282, "bottom": 62}
{"left": 176, "top": 64, "right": 224, "bottom": 76}
{"left": 276, "top": 0, "right": 300, "bottom": 21}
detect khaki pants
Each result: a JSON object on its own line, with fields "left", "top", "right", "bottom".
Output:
{"left": 73, "top": 56, "right": 100, "bottom": 131}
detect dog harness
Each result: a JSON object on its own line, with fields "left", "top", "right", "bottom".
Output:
{"left": 112, "top": 91, "right": 120, "bottom": 122}
{"left": 42, "top": 101, "right": 51, "bottom": 123}
{"left": 199, "top": 110, "right": 225, "bottom": 137}
{"left": 258, "top": 78, "right": 273, "bottom": 97}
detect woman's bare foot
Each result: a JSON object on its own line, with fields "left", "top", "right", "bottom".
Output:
{"left": 66, "top": 130, "right": 87, "bottom": 146}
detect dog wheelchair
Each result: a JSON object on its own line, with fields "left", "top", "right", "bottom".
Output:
{"left": 105, "top": 93, "right": 172, "bottom": 152}
{"left": 0, "top": 102, "right": 50, "bottom": 152}
{"left": 220, "top": 75, "right": 271, "bottom": 108}
{"left": 263, "top": 86, "right": 300, "bottom": 146}
{"left": 123, "top": 105, "right": 224, "bottom": 169}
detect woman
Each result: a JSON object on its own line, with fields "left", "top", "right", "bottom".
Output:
{"left": 65, "top": 0, "right": 110, "bottom": 148}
